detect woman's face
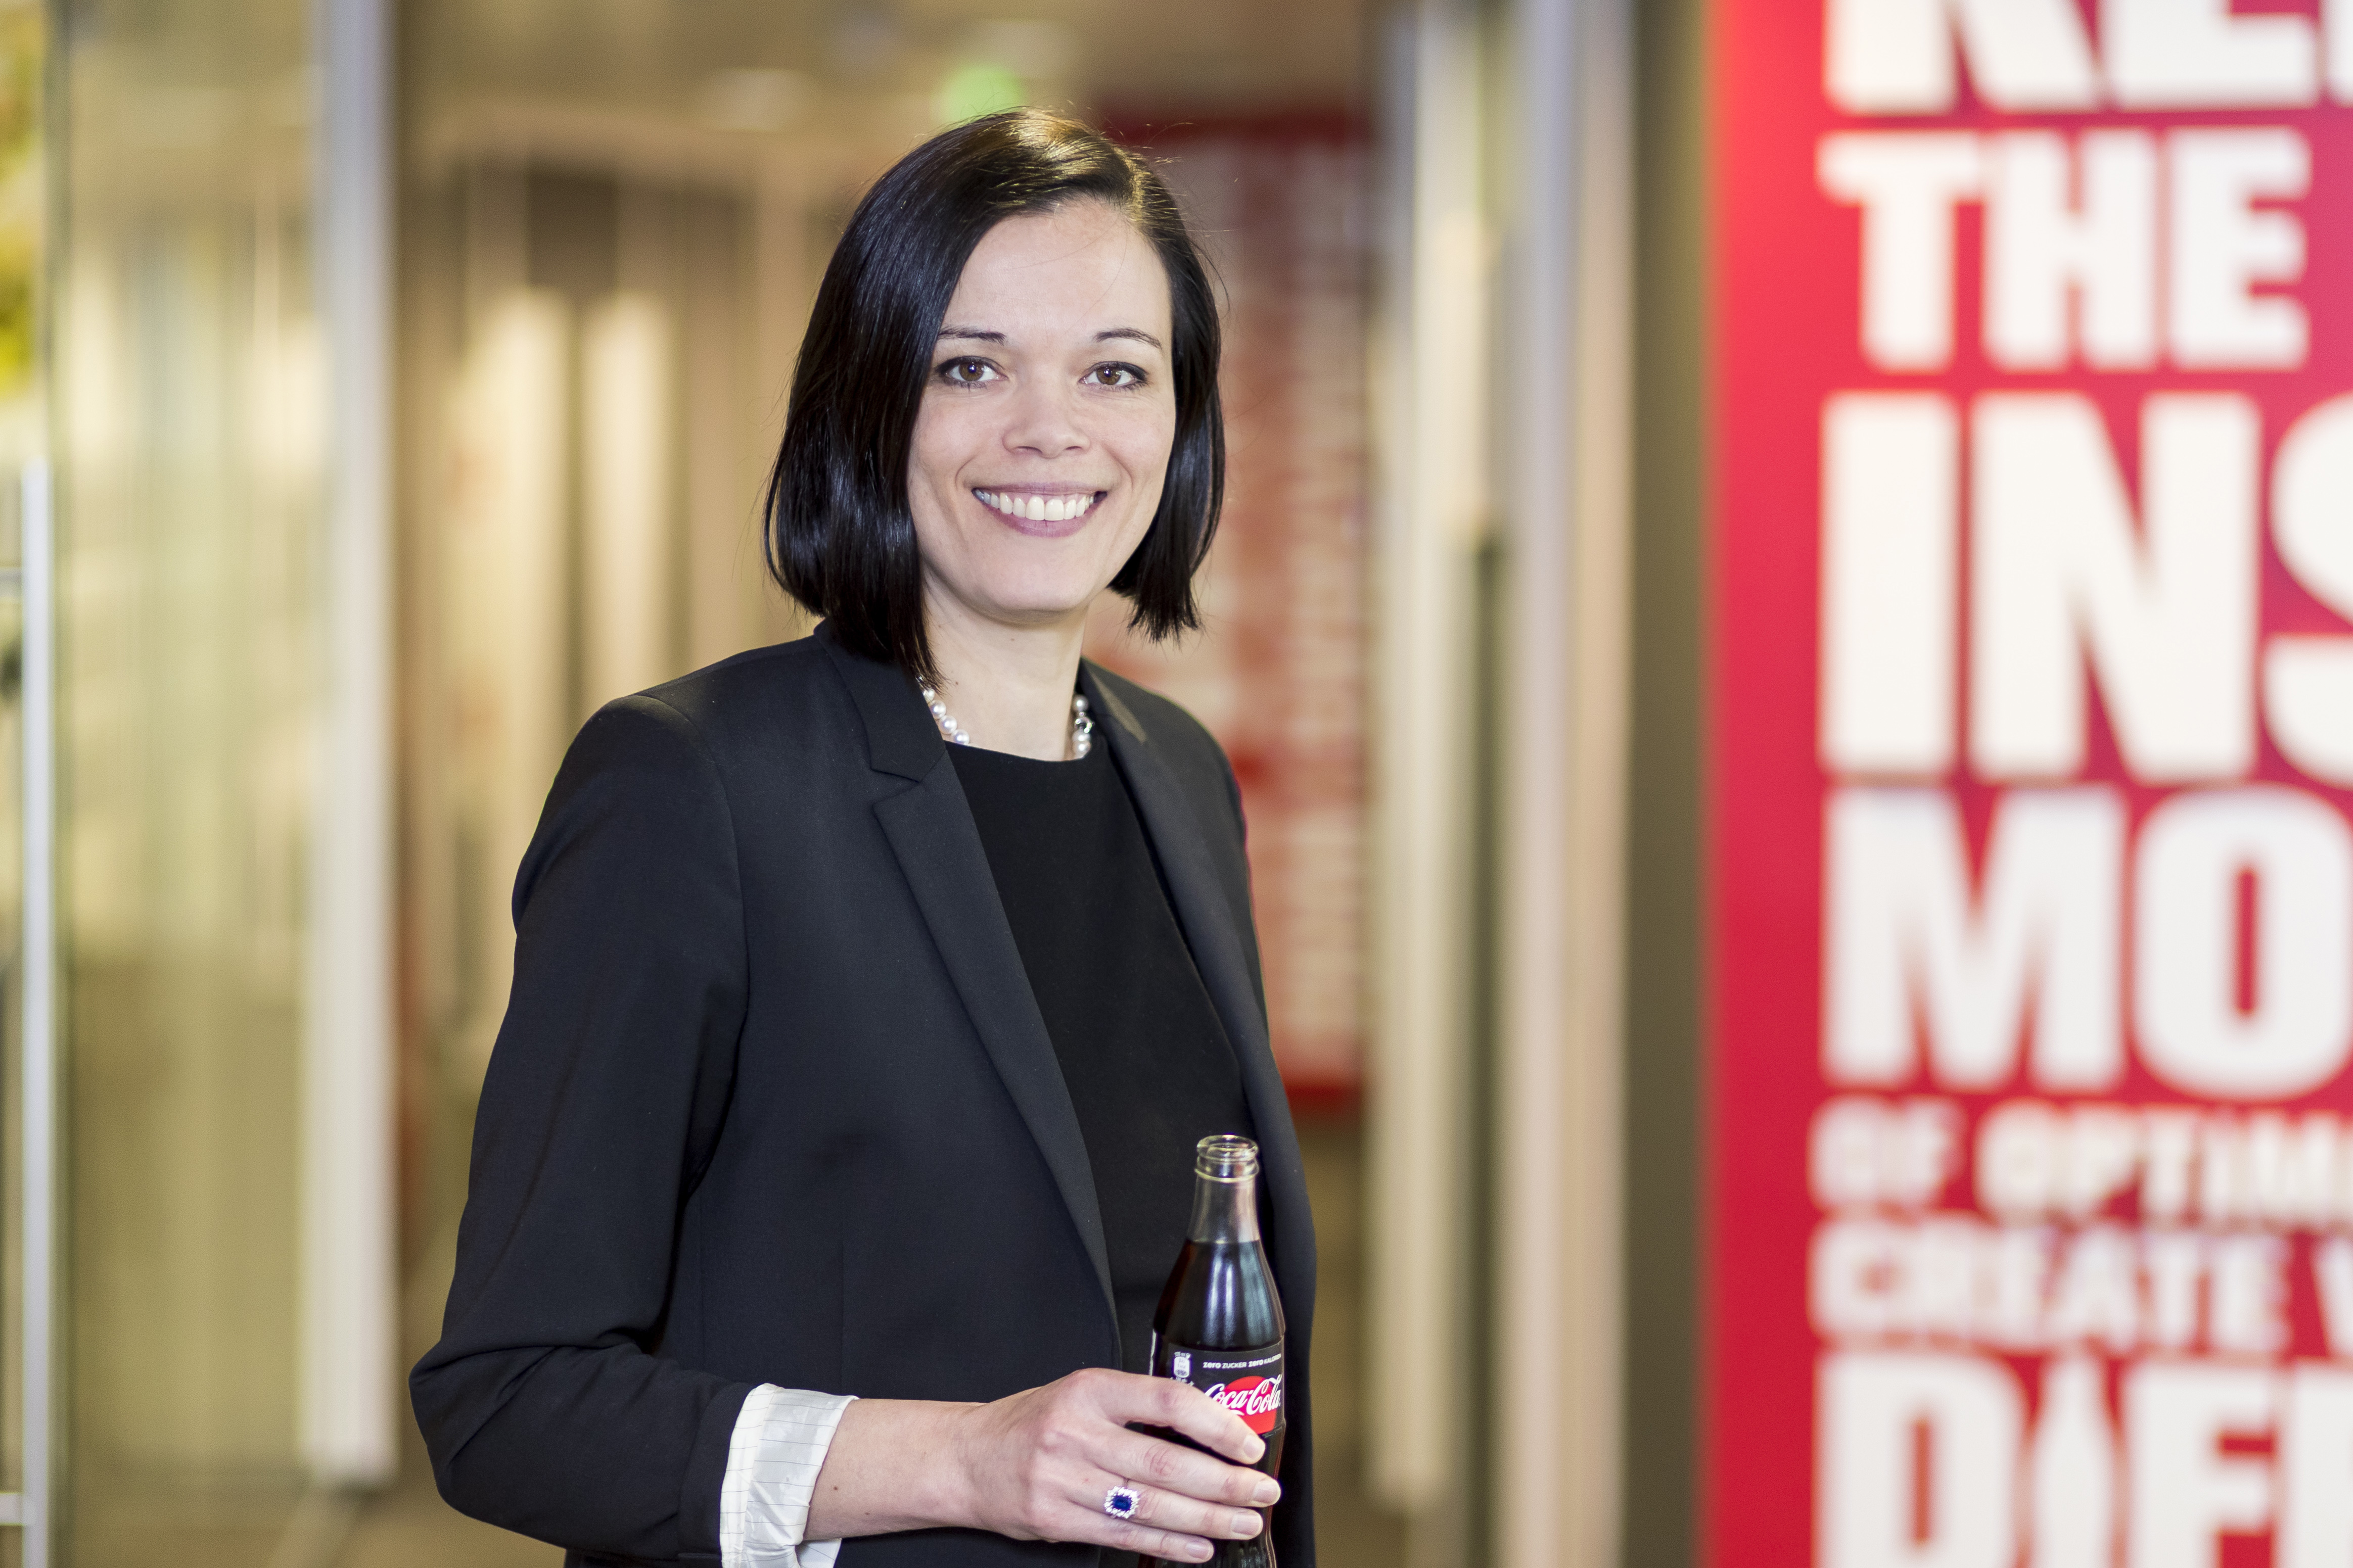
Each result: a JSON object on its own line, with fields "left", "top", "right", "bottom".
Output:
{"left": 907, "top": 199, "right": 1178, "bottom": 640}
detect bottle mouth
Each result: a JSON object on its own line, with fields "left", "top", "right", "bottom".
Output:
{"left": 1195, "top": 1133, "right": 1260, "bottom": 1182}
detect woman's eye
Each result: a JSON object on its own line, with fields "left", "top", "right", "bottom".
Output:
{"left": 1086, "top": 363, "right": 1144, "bottom": 388}
{"left": 939, "top": 358, "right": 999, "bottom": 385}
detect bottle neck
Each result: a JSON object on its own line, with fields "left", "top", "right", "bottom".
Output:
{"left": 1187, "top": 1171, "right": 1261, "bottom": 1243}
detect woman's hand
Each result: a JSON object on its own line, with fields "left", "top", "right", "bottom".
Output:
{"left": 807, "top": 1369, "right": 1281, "bottom": 1561}
{"left": 948, "top": 1367, "right": 1280, "bottom": 1559}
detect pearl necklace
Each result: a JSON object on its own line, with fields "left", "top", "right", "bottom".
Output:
{"left": 919, "top": 682, "right": 1094, "bottom": 759}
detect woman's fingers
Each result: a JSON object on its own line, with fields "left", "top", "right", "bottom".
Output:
{"left": 1114, "top": 1371, "right": 1271, "bottom": 1469}
{"left": 1103, "top": 1424, "right": 1280, "bottom": 1510}
{"left": 1099, "top": 1518, "right": 1220, "bottom": 1563}
{"left": 1085, "top": 1471, "right": 1265, "bottom": 1540}
{"left": 1051, "top": 1471, "right": 1261, "bottom": 1563}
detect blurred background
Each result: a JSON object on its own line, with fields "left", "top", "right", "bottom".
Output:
{"left": 0, "top": 0, "right": 1696, "bottom": 1564}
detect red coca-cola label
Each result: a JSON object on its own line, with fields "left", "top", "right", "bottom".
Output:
{"left": 1150, "top": 1338, "right": 1284, "bottom": 1437}
{"left": 1205, "top": 1373, "right": 1283, "bottom": 1435}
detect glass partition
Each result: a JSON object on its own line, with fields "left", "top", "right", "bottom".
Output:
{"left": 57, "top": 1, "right": 318, "bottom": 1560}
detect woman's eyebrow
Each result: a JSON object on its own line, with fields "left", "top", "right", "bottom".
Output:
{"left": 936, "top": 325, "right": 1163, "bottom": 349}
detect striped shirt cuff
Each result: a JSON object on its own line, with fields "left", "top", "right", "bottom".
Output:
{"left": 719, "top": 1385, "right": 859, "bottom": 1568}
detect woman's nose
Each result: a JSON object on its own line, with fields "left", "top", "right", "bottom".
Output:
{"left": 1002, "top": 378, "right": 1087, "bottom": 457}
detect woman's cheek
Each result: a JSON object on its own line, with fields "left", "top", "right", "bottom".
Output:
{"left": 1108, "top": 411, "right": 1177, "bottom": 482}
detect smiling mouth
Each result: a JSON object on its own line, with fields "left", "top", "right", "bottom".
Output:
{"left": 975, "top": 489, "right": 1104, "bottom": 524}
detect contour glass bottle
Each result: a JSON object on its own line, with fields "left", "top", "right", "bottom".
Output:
{"left": 1144, "top": 1134, "right": 1285, "bottom": 1568}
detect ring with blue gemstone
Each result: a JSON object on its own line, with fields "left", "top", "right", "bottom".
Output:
{"left": 1103, "top": 1485, "right": 1142, "bottom": 1521}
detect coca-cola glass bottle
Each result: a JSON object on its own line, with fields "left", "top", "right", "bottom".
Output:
{"left": 1144, "top": 1134, "right": 1285, "bottom": 1568}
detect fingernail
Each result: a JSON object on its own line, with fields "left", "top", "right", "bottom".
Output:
{"left": 1232, "top": 1512, "right": 1262, "bottom": 1536}
{"left": 1248, "top": 1436, "right": 1266, "bottom": 1463}
{"left": 1188, "top": 1543, "right": 1213, "bottom": 1562}
{"left": 1254, "top": 1480, "right": 1281, "bottom": 1506}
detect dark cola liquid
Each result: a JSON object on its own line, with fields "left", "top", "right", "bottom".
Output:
{"left": 1141, "top": 1238, "right": 1285, "bottom": 1568}
{"left": 1156, "top": 1239, "right": 1285, "bottom": 1356}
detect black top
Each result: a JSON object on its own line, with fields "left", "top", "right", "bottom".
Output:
{"left": 949, "top": 739, "right": 1258, "bottom": 1375}
{"left": 410, "top": 627, "right": 1317, "bottom": 1568}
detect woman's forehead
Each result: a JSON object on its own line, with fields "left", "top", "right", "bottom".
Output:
{"left": 945, "top": 204, "right": 1172, "bottom": 339}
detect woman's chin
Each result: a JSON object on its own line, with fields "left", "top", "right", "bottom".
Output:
{"left": 937, "top": 586, "right": 1105, "bottom": 632}
{"left": 996, "top": 597, "right": 1103, "bottom": 630}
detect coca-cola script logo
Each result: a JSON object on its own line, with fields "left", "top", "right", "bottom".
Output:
{"left": 1204, "top": 1374, "right": 1283, "bottom": 1435}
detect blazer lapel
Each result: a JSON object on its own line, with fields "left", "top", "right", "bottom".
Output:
{"left": 1083, "top": 668, "right": 1317, "bottom": 1307}
{"left": 821, "top": 627, "right": 1120, "bottom": 1336}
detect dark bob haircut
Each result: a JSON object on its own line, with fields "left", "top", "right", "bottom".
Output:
{"left": 764, "top": 108, "right": 1224, "bottom": 683}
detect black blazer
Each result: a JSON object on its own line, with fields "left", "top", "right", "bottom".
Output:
{"left": 411, "top": 623, "right": 1318, "bottom": 1568}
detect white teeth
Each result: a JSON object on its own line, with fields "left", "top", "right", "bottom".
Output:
{"left": 978, "top": 490, "right": 1093, "bottom": 522}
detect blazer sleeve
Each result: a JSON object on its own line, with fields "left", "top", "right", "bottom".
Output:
{"left": 411, "top": 695, "right": 755, "bottom": 1563}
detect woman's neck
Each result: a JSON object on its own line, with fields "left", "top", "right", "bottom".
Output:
{"left": 922, "top": 595, "right": 1089, "bottom": 762}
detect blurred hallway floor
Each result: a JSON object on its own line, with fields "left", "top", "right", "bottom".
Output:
{"left": 311, "top": 1118, "right": 1400, "bottom": 1567}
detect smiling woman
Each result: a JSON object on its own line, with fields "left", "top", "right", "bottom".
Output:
{"left": 410, "top": 109, "right": 1318, "bottom": 1568}
{"left": 768, "top": 110, "right": 1226, "bottom": 758}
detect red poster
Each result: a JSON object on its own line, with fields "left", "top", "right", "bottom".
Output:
{"left": 1709, "top": 4, "right": 2353, "bottom": 1566}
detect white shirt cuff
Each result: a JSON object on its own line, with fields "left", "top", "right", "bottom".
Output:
{"left": 719, "top": 1385, "right": 859, "bottom": 1568}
